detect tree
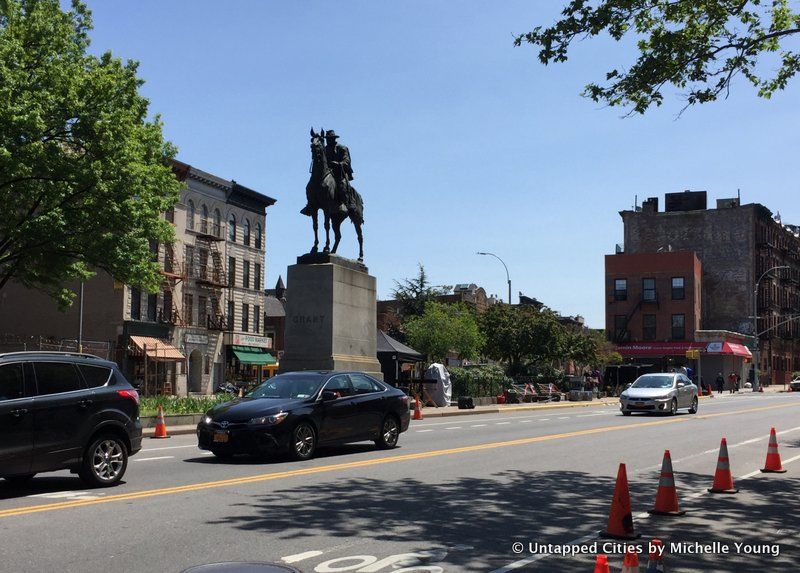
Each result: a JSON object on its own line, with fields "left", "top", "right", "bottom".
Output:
{"left": 480, "top": 304, "right": 565, "bottom": 373}
{"left": 404, "top": 302, "right": 483, "bottom": 364}
{"left": 391, "top": 264, "right": 451, "bottom": 319}
{"left": 0, "top": 0, "right": 180, "bottom": 308}
{"left": 516, "top": 1, "right": 800, "bottom": 114}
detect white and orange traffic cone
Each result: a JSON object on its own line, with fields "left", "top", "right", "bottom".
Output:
{"left": 601, "top": 463, "right": 640, "bottom": 540}
{"left": 645, "top": 540, "right": 665, "bottom": 572}
{"left": 760, "top": 427, "right": 787, "bottom": 473}
{"left": 152, "top": 405, "right": 170, "bottom": 439}
{"left": 708, "top": 438, "right": 738, "bottom": 493}
{"left": 621, "top": 546, "right": 640, "bottom": 573}
{"left": 412, "top": 394, "right": 423, "bottom": 421}
{"left": 649, "top": 450, "right": 686, "bottom": 516}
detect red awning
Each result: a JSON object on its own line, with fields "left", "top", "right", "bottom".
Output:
{"left": 617, "top": 341, "right": 752, "bottom": 357}
{"left": 705, "top": 342, "right": 752, "bottom": 357}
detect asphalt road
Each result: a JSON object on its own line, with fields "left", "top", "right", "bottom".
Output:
{"left": 1, "top": 392, "right": 798, "bottom": 572}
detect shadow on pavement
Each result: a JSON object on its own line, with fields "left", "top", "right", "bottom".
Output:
{"left": 184, "top": 443, "right": 385, "bottom": 465}
{"left": 0, "top": 476, "right": 126, "bottom": 499}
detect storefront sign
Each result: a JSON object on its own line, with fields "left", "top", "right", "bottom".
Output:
{"left": 230, "top": 333, "right": 272, "bottom": 349}
{"left": 705, "top": 342, "right": 724, "bottom": 353}
{"left": 185, "top": 333, "right": 208, "bottom": 345}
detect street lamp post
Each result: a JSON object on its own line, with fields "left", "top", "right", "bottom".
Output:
{"left": 476, "top": 252, "right": 511, "bottom": 305}
{"left": 752, "top": 265, "right": 789, "bottom": 391}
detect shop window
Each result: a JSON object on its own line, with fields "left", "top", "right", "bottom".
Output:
{"left": 672, "top": 277, "right": 685, "bottom": 300}
{"left": 671, "top": 314, "right": 685, "bottom": 340}
{"left": 614, "top": 279, "right": 627, "bottom": 301}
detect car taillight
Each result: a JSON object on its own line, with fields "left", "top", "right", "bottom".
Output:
{"left": 401, "top": 395, "right": 409, "bottom": 404}
{"left": 118, "top": 389, "right": 140, "bottom": 405}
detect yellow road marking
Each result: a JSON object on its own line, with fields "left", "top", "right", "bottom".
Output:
{"left": 1, "top": 401, "right": 796, "bottom": 519}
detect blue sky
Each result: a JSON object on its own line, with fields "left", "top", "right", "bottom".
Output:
{"left": 85, "top": 1, "right": 799, "bottom": 327}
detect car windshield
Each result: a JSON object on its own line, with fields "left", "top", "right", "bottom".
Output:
{"left": 631, "top": 375, "right": 675, "bottom": 389}
{"left": 248, "top": 374, "right": 324, "bottom": 399}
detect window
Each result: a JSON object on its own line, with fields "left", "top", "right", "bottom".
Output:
{"left": 242, "top": 303, "right": 250, "bottom": 332}
{"left": 243, "top": 260, "right": 250, "bottom": 289}
{"left": 198, "top": 248, "right": 208, "bottom": 280}
{"left": 149, "top": 240, "right": 159, "bottom": 262}
{"left": 78, "top": 365, "right": 112, "bottom": 388}
{"left": 255, "top": 222, "right": 262, "bottom": 249}
{"left": 323, "top": 375, "right": 353, "bottom": 397}
{"left": 200, "top": 204, "right": 209, "bottom": 234}
{"left": 643, "top": 314, "right": 656, "bottom": 341}
{"left": 163, "top": 291, "right": 173, "bottom": 323}
{"left": 164, "top": 245, "right": 174, "bottom": 274}
{"left": 642, "top": 278, "right": 656, "bottom": 301}
{"left": 671, "top": 314, "right": 686, "bottom": 340}
{"left": 254, "top": 263, "right": 261, "bottom": 291}
{"left": 227, "top": 300, "right": 235, "bottom": 331}
{"left": 213, "top": 209, "right": 221, "bottom": 237}
{"left": 186, "top": 245, "right": 195, "bottom": 278}
{"left": 228, "top": 213, "right": 236, "bottom": 242}
{"left": 184, "top": 294, "right": 194, "bottom": 326}
{"left": 198, "top": 295, "right": 207, "bottom": 328}
{"left": 672, "top": 277, "right": 685, "bottom": 300}
{"left": 33, "top": 362, "right": 83, "bottom": 395}
{"left": 130, "top": 288, "right": 141, "bottom": 320}
{"left": 187, "top": 200, "right": 195, "bottom": 230}
{"left": 614, "top": 279, "right": 627, "bottom": 301}
{"left": 0, "top": 363, "right": 25, "bottom": 401}
{"left": 350, "top": 374, "right": 382, "bottom": 394}
{"left": 147, "top": 293, "right": 157, "bottom": 321}
{"left": 243, "top": 219, "right": 251, "bottom": 246}
{"left": 165, "top": 207, "right": 175, "bottom": 223}
{"left": 614, "top": 315, "right": 628, "bottom": 341}
{"left": 253, "top": 305, "right": 260, "bottom": 334}
{"left": 228, "top": 257, "right": 236, "bottom": 287}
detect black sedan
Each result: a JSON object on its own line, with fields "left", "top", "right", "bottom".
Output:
{"left": 197, "top": 371, "right": 411, "bottom": 460}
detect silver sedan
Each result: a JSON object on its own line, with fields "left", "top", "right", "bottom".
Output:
{"left": 619, "top": 373, "right": 698, "bottom": 416}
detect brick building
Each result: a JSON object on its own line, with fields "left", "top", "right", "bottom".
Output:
{"left": 613, "top": 192, "right": 800, "bottom": 384}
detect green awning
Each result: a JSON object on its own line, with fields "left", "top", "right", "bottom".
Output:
{"left": 230, "top": 345, "right": 277, "bottom": 365}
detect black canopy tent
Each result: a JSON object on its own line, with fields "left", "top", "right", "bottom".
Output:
{"left": 377, "top": 330, "right": 425, "bottom": 385}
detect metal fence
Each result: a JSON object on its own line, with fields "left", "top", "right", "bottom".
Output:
{"left": 0, "top": 334, "right": 115, "bottom": 360}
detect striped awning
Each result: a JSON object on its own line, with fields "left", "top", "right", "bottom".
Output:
{"left": 129, "top": 336, "right": 185, "bottom": 361}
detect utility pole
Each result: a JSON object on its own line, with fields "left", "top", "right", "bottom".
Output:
{"left": 476, "top": 252, "right": 512, "bottom": 305}
{"left": 753, "top": 265, "right": 789, "bottom": 391}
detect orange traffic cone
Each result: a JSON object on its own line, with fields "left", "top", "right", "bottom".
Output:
{"left": 649, "top": 450, "right": 686, "bottom": 516}
{"left": 152, "top": 405, "right": 170, "bottom": 439}
{"left": 412, "top": 394, "right": 423, "bottom": 421}
{"left": 621, "top": 547, "right": 640, "bottom": 573}
{"left": 601, "top": 463, "right": 640, "bottom": 539}
{"left": 593, "top": 554, "right": 610, "bottom": 573}
{"left": 760, "top": 427, "right": 787, "bottom": 473}
{"left": 645, "top": 539, "right": 665, "bottom": 572}
{"left": 708, "top": 438, "right": 738, "bottom": 493}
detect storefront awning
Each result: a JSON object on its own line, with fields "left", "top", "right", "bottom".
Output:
{"left": 617, "top": 341, "right": 752, "bottom": 357}
{"left": 129, "top": 336, "right": 185, "bottom": 361}
{"left": 704, "top": 342, "right": 752, "bottom": 357}
{"left": 231, "top": 345, "right": 277, "bottom": 365}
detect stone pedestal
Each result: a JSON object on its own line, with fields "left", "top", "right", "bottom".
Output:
{"left": 279, "top": 253, "right": 382, "bottom": 379}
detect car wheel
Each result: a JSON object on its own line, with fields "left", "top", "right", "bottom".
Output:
{"left": 79, "top": 435, "right": 128, "bottom": 487}
{"left": 375, "top": 415, "right": 400, "bottom": 449}
{"left": 670, "top": 399, "right": 678, "bottom": 416}
{"left": 290, "top": 422, "right": 316, "bottom": 461}
{"left": 689, "top": 396, "right": 699, "bottom": 414}
{"left": 622, "top": 410, "right": 632, "bottom": 416}
{"left": 3, "top": 473, "right": 36, "bottom": 485}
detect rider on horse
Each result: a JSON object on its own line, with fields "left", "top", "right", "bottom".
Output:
{"left": 300, "top": 130, "right": 361, "bottom": 223}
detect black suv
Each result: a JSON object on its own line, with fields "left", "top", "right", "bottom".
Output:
{"left": 0, "top": 352, "right": 142, "bottom": 487}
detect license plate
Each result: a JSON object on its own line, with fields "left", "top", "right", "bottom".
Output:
{"left": 213, "top": 431, "right": 229, "bottom": 443}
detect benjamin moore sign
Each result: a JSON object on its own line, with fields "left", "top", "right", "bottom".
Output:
{"left": 230, "top": 333, "right": 272, "bottom": 349}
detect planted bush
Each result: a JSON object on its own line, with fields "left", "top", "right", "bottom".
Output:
{"left": 449, "top": 364, "right": 513, "bottom": 398}
{"left": 140, "top": 395, "right": 233, "bottom": 417}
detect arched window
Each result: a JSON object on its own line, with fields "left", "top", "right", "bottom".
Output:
{"left": 201, "top": 204, "right": 208, "bottom": 234}
{"left": 228, "top": 213, "right": 236, "bottom": 242}
{"left": 213, "top": 209, "right": 221, "bottom": 237}
{"left": 187, "top": 200, "right": 195, "bottom": 230}
{"left": 255, "top": 222, "right": 262, "bottom": 249}
{"left": 243, "top": 219, "right": 251, "bottom": 246}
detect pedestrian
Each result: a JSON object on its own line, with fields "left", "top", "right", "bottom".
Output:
{"left": 734, "top": 372, "right": 741, "bottom": 393}
{"left": 715, "top": 372, "right": 724, "bottom": 394}
{"left": 728, "top": 372, "right": 737, "bottom": 394}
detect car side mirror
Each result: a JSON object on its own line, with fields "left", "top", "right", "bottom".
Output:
{"left": 677, "top": 382, "right": 685, "bottom": 388}
{"left": 321, "top": 390, "right": 338, "bottom": 401}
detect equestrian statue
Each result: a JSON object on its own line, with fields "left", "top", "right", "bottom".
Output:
{"left": 301, "top": 128, "right": 365, "bottom": 262}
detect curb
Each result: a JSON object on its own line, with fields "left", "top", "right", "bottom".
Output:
{"left": 142, "top": 425, "right": 197, "bottom": 438}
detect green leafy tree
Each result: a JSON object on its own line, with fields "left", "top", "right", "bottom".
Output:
{"left": 481, "top": 304, "right": 566, "bottom": 373}
{"left": 404, "top": 301, "right": 483, "bottom": 364}
{"left": 391, "top": 264, "right": 451, "bottom": 319}
{"left": 0, "top": 0, "right": 180, "bottom": 308}
{"left": 516, "top": 1, "right": 800, "bottom": 114}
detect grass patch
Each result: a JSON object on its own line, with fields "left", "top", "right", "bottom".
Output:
{"left": 140, "top": 394, "right": 234, "bottom": 417}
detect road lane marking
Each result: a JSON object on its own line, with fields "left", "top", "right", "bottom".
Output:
{"left": 557, "top": 417, "right": 569, "bottom": 420}
{"left": 415, "top": 429, "right": 434, "bottom": 433}
{"left": 471, "top": 424, "right": 487, "bottom": 428}
{"left": 282, "top": 550, "right": 324, "bottom": 564}
{"left": 520, "top": 420, "right": 533, "bottom": 423}
{"left": 134, "top": 456, "right": 175, "bottom": 462}
{"left": 445, "top": 427, "right": 461, "bottom": 430}
{"left": 539, "top": 419, "right": 550, "bottom": 421}
{"left": 496, "top": 422, "right": 510, "bottom": 425}
{"left": 140, "top": 444, "right": 199, "bottom": 453}
{"left": 2, "top": 401, "right": 797, "bottom": 520}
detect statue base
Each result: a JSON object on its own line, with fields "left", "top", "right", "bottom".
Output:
{"left": 279, "top": 255, "right": 382, "bottom": 379}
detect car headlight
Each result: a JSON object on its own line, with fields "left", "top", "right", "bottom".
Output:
{"left": 620, "top": 393, "right": 628, "bottom": 399}
{"left": 248, "top": 412, "right": 289, "bottom": 426}
{"left": 202, "top": 415, "right": 213, "bottom": 425}
{"left": 653, "top": 395, "right": 671, "bottom": 401}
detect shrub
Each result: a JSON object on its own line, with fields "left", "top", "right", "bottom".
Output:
{"left": 449, "top": 364, "right": 513, "bottom": 398}
{"left": 140, "top": 394, "right": 233, "bottom": 417}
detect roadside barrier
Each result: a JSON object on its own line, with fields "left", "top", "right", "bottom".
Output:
{"left": 708, "top": 438, "right": 738, "bottom": 494}
{"left": 412, "top": 394, "right": 423, "bottom": 421}
{"left": 621, "top": 547, "right": 640, "bottom": 573}
{"left": 593, "top": 554, "right": 611, "bottom": 573}
{"left": 601, "top": 463, "right": 640, "bottom": 540}
{"left": 760, "top": 427, "right": 787, "bottom": 473}
{"left": 645, "top": 539, "right": 665, "bottom": 572}
{"left": 649, "top": 449, "right": 686, "bottom": 516}
{"left": 152, "top": 405, "right": 170, "bottom": 439}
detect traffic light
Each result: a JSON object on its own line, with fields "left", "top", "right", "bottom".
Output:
{"left": 685, "top": 349, "right": 700, "bottom": 360}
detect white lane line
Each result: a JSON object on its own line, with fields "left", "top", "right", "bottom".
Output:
{"left": 496, "top": 422, "right": 511, "bottom": 425}
{"left": 520, "top": 420, "right": 533, "bottom": 423}
{"left": 557, "top": 417, "right": 570, "bottom": 420}
{"left": 140, "top": 444, "right": 199, "bottom": 453}
{"left": 471, "top": 424, "right": 487, "bottom": 428}
{"left": 539, "top": 418, "right": 550, "bottom": 421}
{"left": 415, "top": 429, "right": 434, "bottom": 433}
{"left": 489, "top": 533, "right": 597, "bottom": 572}
{"left": 282, "top": 550, "right": 324, "bottom": 564}
{"left": 28, "top": 491, "right": 93, "bottom": 499}
{"left": 445, "top": 427, "right": 462, "bottom": 430}
{"left": 134, "top": 456, "right": 174, "bottom": 462}
{"left": 740, "top": 453, "right": 800, "bottom": 480}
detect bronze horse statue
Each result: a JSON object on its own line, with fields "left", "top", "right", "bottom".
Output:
{"left": 303, "top": 128, "right": 364, "bottom": 261}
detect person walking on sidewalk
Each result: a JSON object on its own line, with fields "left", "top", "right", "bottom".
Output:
{"left": 728, "top": 372, "right": 737, "bottom": 394}
{"left": 715, "top": 372, "right": 725, "bottom": 394}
